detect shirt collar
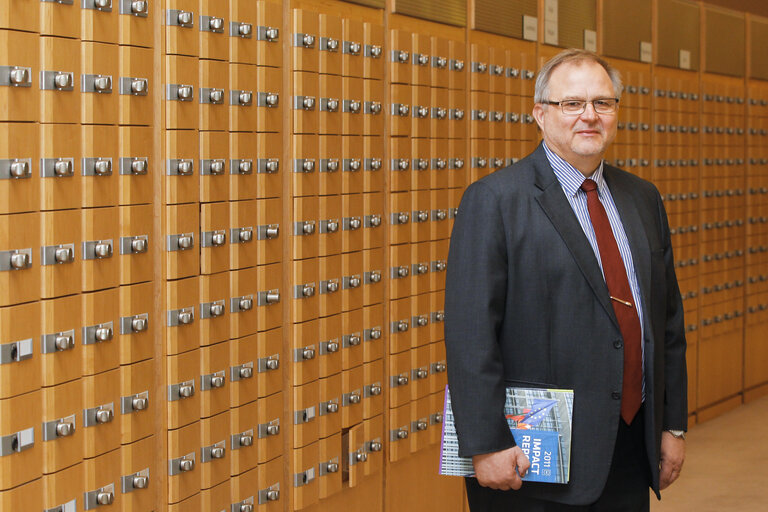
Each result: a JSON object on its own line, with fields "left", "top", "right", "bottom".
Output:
{"left": 542, "top": 141, "right": 606, "bottom": 198}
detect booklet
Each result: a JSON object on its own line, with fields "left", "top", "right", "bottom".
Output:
{"left": 439, "top": 385, "right": 574, "bottom": 484}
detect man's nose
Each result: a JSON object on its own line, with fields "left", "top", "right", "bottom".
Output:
{"left": 580, "top": 102, "right": 599, "bottom": 120}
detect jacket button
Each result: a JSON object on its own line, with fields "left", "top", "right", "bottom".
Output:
{"left": 613, "top": 339, "right": 623, "bottom": 349}
{"left": 612, "top": 392, "right": 622, "bottom": 400}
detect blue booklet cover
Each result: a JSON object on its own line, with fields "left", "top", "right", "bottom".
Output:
{"left": 439, "top": 385, "right": 574, "bottom": 484}
{"left": 513, "top": 429, "right": 561, "bottom": 483}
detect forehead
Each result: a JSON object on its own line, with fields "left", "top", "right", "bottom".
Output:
{"left": 548, "top": 60, "right": 614, "bottom": 96}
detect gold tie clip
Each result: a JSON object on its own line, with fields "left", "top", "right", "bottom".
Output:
{"left": 610, "top": 296, "right": 633, "bottom": 308}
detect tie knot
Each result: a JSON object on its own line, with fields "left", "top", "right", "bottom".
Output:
{"left": 580, "top": 179, "right": 598, "bottom": 193}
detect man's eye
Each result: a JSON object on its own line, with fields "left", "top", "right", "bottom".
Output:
{"left": 562, "top": 101, "right": 583, "bottom": 108}
{"left": 595, "top": 99, "right": 612, "bottom": 107}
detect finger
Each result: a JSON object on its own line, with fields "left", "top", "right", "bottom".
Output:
{"left": 480, "top": 477, "right": 510, "bottom": 491}
{"left": 659, "top": 471, "right": 670, "bottom": 490}
{"left": 509, "top": 474, "right": 524, "bottom": 491}
{"left": 486, "top": 480, "right": 509, "bottom": 491}
{"left": 517, "top": 455, "right": 531, "bottom": 476}
{"left": 659, "top": 465, "right": 676, "bottom": 490}
{"left": 660, "top": 474, "right": 676, "bottom": 490}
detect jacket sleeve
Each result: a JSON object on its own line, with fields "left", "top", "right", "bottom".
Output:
{"left": 444, "top": 180, "right": 517, "bottom": 457}
{"left": 656, "top": 190, "right": 688, "bottom": 431}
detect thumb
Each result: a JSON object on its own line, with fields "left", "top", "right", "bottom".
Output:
{"left": 516, "top": 451, "right": 531, "bottom": 477}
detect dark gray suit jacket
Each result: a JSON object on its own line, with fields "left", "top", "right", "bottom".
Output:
{"left": 444, "top": 143, "right": 687, "bottom": 505}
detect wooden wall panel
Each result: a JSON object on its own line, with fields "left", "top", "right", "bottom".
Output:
{"left": 657, "top": 0, "right": 700, "bottom": 70}
{"left": 472, "top": 0, "right": 537, "bottom": 39}
{"left": 558, "top": 0, "right": 597, "bottom": 50}
{"left": 4, "top": 1, "right": 768, "bottom": 511}
{"left": 392, "top": 0, "right": 467, "bottom": 27}
{"left": 702, "top": 0, "right": 768, "bottom": 18}
{"left": 749, "top": 16, "right": 768, "bottom": 79}
{"left": 704, "top": 6, "right": 746, "bottom": 76}
{"left": 602, "top": 0, "right": 652, "bottom": 61}
{"left": 341, "top": 0, "right": 386, "bottom": 8}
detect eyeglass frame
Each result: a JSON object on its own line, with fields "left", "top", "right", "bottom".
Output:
{"left": 543, "top": 97, "right": 620, "bottom": 115}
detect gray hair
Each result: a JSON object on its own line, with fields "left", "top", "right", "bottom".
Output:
{"left": 534, "top": 49, "right": 623, "bottom": 104}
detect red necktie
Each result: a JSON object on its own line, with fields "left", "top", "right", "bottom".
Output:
{"left": 580, "top": 179, "right": 642, "bottom": 424}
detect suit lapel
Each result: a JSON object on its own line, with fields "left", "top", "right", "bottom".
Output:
{"left": 530, "top": 146, "right": 618, "bottom": 328}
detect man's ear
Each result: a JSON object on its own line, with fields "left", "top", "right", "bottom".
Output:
{"left": 532, "top": 103, "right": 546, "bottom": 131}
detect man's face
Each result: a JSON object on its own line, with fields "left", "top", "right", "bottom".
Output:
{"left": 533, "top": 60, "right": 618, "bottom": 172}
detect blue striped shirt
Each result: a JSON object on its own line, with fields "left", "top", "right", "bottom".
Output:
{"left": 543, "top": 142, "right": 646, "bottom": 395}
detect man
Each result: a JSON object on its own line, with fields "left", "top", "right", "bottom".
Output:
{"left": 444, "top": 49, "right": 687, "bottom": 511}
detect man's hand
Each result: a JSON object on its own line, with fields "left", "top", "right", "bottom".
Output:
{"left": 472, "top": 446, "right": 531, "bottom": 491}
{"left": 659, "top": 431, "right": 685, "bottom": 490}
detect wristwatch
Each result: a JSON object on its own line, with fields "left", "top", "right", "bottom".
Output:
{"left": 666, "top": 429, "right": 686, "bottom": 440}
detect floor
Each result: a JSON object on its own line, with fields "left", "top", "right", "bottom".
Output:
{"left": 650, "top": 393, "right": 768, "bottom": 511}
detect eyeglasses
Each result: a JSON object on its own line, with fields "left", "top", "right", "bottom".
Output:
{"left": 544, "top": 98, "right": 619, "bottom": 115}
